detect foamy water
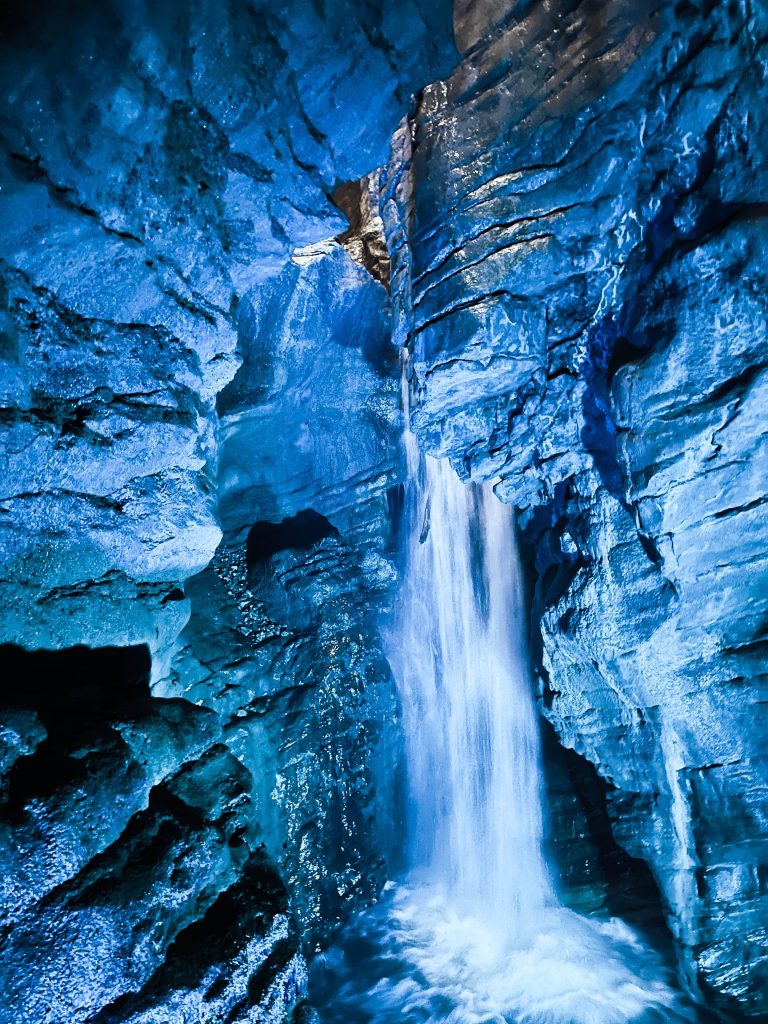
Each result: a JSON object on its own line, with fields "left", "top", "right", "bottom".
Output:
{"left": 311, "top": 881, "right": 700, "bottom": 1024}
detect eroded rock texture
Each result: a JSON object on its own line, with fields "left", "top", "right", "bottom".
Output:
{"left": 380, "top": 0, "right": 768, "bottom": 1016}
{"left": 166, "top": 239, "right": 404, "bottom": 946}
{"left": 0, "top": 0, "right": 453, "bottom": 656}
{"left": 0, "top": 1, "right": 453, "bottom": 1021}
{"left": 1, "top": 0, "right": 765, "bottom": 1021}
{"left": 0, "top": 644, "right": 305, "bottom": 1024}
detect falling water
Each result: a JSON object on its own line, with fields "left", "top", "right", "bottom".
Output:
{"left": 310, "top": 363, "right": 702, "bottom": 1024}
{"left": 387, "top": 421, "right": 553, "bottom": 932}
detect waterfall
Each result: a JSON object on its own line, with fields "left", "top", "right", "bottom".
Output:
{"left": 310, "top": 366, "right": 700, "bottom": 1024}
{"left": 388, "top": 433, "right": 553, "bottom": 932}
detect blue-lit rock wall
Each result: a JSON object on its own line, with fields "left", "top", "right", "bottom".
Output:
{"left": 0, "top": 2, "right": 453, "bottom": 1021}
{"left": 1, "top": 0, "right": 765, "bottom": 1021}
{"left": 0, "top": 0, "right": 452, "bottom": 655}
{"left": 165, "top": 238, "right": 405, "bottom": 946}
{"left": 382, "top": 0, "right": 767, "bottom": 1017}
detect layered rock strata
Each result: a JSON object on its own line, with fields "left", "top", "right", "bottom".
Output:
{"left": 380, "top": 0, "right": 768, "bottom": 1016}
{"left": 166, "top": 240, "right": 404, "bottom": 946}
{"left": 1, "top": 0, "right": 765, "bottom": 1020}
{"left": 0, "top": 2, "right": 453, "bottom": 1020}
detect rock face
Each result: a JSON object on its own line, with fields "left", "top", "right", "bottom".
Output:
{"left": 0, "top": 644, "right": 305, "bottom": 1024}
{"left": 379, "top": 0, "right": 768, "bottom": 1016}
{"left": 166, "top": 239, "right": 405, "bottom": 946}
{"left": 0, "top": 2, "right": 453, "bottom": 1021}
{"left": 0, "top": 0, "right": 453, "bottom": 657}
{"left": 1, "top": 1, "right": 765, "bottom": 1022}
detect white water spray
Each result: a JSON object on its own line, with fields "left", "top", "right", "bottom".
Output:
{"left": 368, "top": 363, "right": 697, "bottom": 1023}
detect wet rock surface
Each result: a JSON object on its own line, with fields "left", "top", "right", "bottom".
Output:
{"left": 0, "top": 0, "right": 454, "bottom": 656}
{"left": 168, "top": 235, "right": 404, "bottom": 947}
{"left": 0, "top": 0, "right": 765, "bottom": 1021}
{"left": 0, "top": 644, "right": 302, "bottom": 1024}
{"left": 0, "top": 2, "right": 451, "bottom": 1021}
{"left": 378, "top": 0, "right": 768, "bottom": 1016}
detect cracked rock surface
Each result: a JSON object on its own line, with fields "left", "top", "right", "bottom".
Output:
{"left": 0, "top": 2, "right": 452, "bottom": 1021}
{"left": 378, "top": 0, "right": 768, "bottom": 1016}
{"left": 1, "top": 1, "right": 766, "bottom": 1022}
{"left": 0, "top": 0, "right": 453, "bottom": 656}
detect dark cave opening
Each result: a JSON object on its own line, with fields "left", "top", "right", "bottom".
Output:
{"left": 0, "top": 643, "right": 152, "bottom": 805}
{"left": 0, "top": 642, "right": 151, "bottom": 719}
{"left": 246, "top": 509, "right": 340, "bottom": 575}
{"left": 540, "top": 718, "right": 669, "bottom": 935}
{"left": 386, "top": 482, "right": 406, "bottom": 550}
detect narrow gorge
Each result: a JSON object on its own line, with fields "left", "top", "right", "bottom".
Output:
{"left": 0, "top": 2, "right": 765, "bottom": 1023}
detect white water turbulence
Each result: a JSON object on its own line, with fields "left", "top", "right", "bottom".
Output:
{"left": 310, "top": 371, "right": 702, "bottom": 1024}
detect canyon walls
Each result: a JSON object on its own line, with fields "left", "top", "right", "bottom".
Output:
{"left": 0, "top": 2, "right": 453, "bottom": 1020}
{"left": 0, "top": 0, "right": 766, "bottom": 1021}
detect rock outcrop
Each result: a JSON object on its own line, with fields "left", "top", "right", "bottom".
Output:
{"left": 0, "top": 0, "right": 453, "bottom": 656}
{"left": 380, "top": 0, "right": 768, "bottom": 1016}
{"left": 1, "top": 0, "right": 765, "bottom": 1021}
{"left": 166, "top": 239, "right": 405, "bottom": 946}
{"left": 0, "top": 643, "right": 304, "bottom": 1024}
{"left": 0, "top": 2, "right": 453, "bottom": 1020}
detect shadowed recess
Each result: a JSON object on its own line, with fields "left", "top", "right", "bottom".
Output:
{"left": 0, "top": 643, "right": 151, "bottom": 719}
{"left": 246, "top": 509, "right": 340, "bottom": 572}
{"left": 0, "top": 644, "right": 152, "bottom": 804}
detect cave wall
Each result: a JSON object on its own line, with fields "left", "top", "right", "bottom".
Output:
{"left": 0, "top": 2, "right": 453, "bottom": 1021}
{"left": 0, "top": 643, "right": 307, "bottom": 1024}
{"left": 0, "top": 0, "right": 453, "bottom": 656}
{"left": 378, "top": 0, "right": 768, "bottom": 1016}
{"left": 164, "top": 240, "right": 406, "bottom": 947}
{"left": 1, "top": 0, "right": 766, "bottom": 1021}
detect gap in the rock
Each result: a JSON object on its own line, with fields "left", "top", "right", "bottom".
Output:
{"left": 309, "top": 362, "right": 706, "bottom": 1024}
